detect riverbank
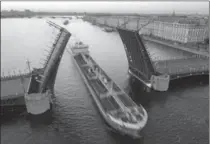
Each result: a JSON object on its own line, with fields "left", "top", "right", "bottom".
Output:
{"left": 143, "top": 35, "right": 209, "bottom": 58}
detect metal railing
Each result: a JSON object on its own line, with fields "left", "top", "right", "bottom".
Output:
{"left": 1, "top": 72, "right": 31, "bottom": 81}
{"left": 42, "top": 31, "right": 62, "bottom": 70}
{"left": 155, "top": 63, "right": 209, "bottom": 76}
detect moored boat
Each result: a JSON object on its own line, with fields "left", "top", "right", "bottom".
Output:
{"left": 68, "top": 41, "right": 148, "bottom": 138}
{"left": 63, "top": 20, "right": 69, "bottom": 25}
{"left": 102, "top": 27, "right": 115, "bottom": 32}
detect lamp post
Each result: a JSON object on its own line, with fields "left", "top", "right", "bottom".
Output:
{"left": 26, "top": 59, "right": 31, "bottom": 73}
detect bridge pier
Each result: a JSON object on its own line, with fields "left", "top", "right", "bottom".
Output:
{"left": 24, "top": 69, "right": 52, "bottom": 116}
{"left": 150, "top": 75, "right": 170, "bottom": 91}
{"left": 25, "top": 89, "right": 52, "bottom": 115}
{"left": 129, "top": 69, "right": 170, "bottom": 92}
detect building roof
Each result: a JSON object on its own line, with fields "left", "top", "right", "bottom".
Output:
{"left": 157, "top": 16, "right": 186, "bottom": 23}
{"left": 155, "top": 16, "right": 207, "bottom": 26}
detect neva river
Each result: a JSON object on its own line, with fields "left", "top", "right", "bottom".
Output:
{"left": 1, "top": 18, "right": 209, "bottom": 144}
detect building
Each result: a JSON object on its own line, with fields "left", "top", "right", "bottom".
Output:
{"left": 86, "top": 15, "right": 208, "bottom": 44}
{"left": 143, "top": 17, "right": 208, "bottom": 44}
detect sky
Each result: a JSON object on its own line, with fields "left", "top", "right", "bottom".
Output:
{"left": 1, "top": 1, "right": 209, "bottom": 14}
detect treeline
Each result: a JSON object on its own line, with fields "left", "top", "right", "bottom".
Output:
{"left": 1, "top": 9, "right": 81, "bottom": 18}
{"left": 1, "top": 9, "right": 36, "bottom": 18}
{"left": 1, "top": 9, "right": 207, "bottom": 19}
{"left": 1, "top": 10, "right": 146, "bottom": 18}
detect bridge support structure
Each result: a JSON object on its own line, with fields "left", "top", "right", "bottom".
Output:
{"left": 25, "top": 21, "right": 71, "bottom": 115}
{"left": 150, "top": 75, "right": 170, "bottom": 91}
{"left": 128, "top": 67, "right": 170, "bottom": 92}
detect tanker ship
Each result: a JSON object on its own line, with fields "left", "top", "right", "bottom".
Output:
{"left": 67, "top": 41, "right": 148, "bottom": 138}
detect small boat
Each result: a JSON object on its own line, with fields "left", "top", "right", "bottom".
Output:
{"left": 63, "top": 20, "right": 69, "bottom": 25}
{"left": 68, "top": 41, "right": 148, "bottom": 139}
{"left": 103, "top": 27, "right": 115, "bottom": 32}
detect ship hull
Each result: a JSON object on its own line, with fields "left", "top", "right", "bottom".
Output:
{"left": 71, "top": 55, "right": 143, "bottom": 139}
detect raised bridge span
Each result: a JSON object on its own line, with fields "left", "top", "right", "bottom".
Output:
{"left": 117, "top": 28, "right": 209, "bottom": 91}
{"left": 1, "top": 21, "right": 71, "bottom": 111}
{"left": 83, "top": 15, "right": 209, "bottom": 91}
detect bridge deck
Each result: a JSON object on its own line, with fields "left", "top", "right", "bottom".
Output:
{"left": 154, "top": 58, "right": 209, "bottom": 77}
{"left": 1, "top": 76, "right": 30, "bottom": 99}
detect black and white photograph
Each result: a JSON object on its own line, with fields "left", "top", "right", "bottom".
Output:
{"left": 1, "top": 1, "right": 209, "bottom": 144}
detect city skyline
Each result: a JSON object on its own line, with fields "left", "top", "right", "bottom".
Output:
{"left": 1, "top": 1, "right": 209, "bottom": 15}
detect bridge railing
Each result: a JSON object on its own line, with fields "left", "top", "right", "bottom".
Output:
{"left": 42, "top": 30, "right": 62, "bottom": 70}
{"left": 39, "top": 24, "right": 71, "bottom": 93}
{"left": 153, "top": 57, "right": 208, "bottom": 64}
{"left": 1, "top": 72, "right": 31, "bottom": 81}
{"left": 156, "top": 64, "right": 209, "bottom": 76}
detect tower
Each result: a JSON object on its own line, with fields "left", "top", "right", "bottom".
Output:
{"left": 172, "top": 10, "right": 176, "bottom": 16}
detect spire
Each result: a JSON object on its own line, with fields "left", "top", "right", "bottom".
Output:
{"left": 172, "top": 10, "right": 176, "bottom": 16}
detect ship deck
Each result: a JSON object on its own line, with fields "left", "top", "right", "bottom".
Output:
{"left": 72, "top": 52, "right": 148, "bottom": 133}
{"left": 74, "top": 53, "right": 137, "bottom": 113}
{"left": 116, "top": 94, "right": 136, "bottom": 107}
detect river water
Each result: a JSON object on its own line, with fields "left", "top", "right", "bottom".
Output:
{"left": 1, "top": 18, "right": 209, "bottom": 144}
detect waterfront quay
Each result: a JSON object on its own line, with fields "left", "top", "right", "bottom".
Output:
{"left": 143, "top": 36, "right": 209, "bottom": 58}
{"left": 83, "top": 14, "right": 209, "bottom": 54}
{"left": 1, "top": 74, "right": 30, "bottom": 106}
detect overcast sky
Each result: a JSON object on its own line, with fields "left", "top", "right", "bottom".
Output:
{"left": 1, "top": 1, "right": 209, "bottom": 14}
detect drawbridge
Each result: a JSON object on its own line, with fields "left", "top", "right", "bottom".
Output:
{"left": 25, "top": 21, "right": 71, "bottom": 115}
{"left": 1, "top": 21, "right": 71, "bottom": 115}
{"left": 117, "top": 28, "right": 209, "bottom": 91}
